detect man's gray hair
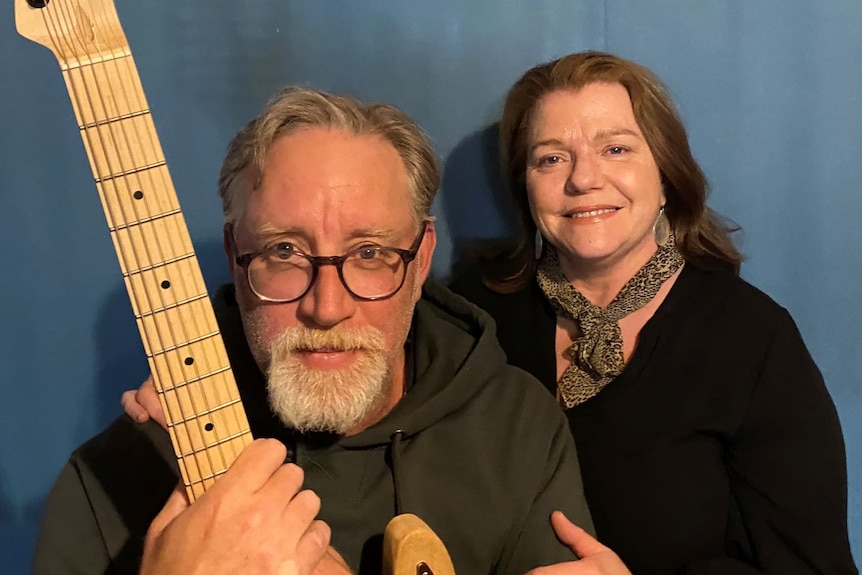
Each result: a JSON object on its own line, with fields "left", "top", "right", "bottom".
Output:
{"left": 218, "top": 87, "right": 440, "bottom": 225}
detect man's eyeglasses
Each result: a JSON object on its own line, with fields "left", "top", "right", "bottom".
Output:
{"left": 232, "top": 222, "right": 428, "bottom": 303}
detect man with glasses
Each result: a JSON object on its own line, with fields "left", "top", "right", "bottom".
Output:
{"left": 32, "top": 88, "right": 603, "bottom": 575}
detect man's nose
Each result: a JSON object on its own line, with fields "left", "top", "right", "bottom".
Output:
{"left": 296, "top": 264, "right": 357, "bottom": 328}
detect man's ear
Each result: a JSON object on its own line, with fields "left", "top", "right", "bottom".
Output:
{"left": 415, "top": 220, "right": 437, "bottom": 286}
{"left": 223, "top": 223, "right": 239, "bottom": 280}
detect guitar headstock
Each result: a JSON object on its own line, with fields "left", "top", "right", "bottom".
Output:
{"left": 15, "top": 0, "right": 129, "bottom": 67}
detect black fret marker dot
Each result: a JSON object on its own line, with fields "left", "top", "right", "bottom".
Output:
{"left": 204, "top": 423, "right": 214, "bottom": 432}
{"left": 133, "top": 190, "right": 144, "bottom": 200}
{"left": 160, "top": 280, "right": 171, "bottom": 289}
{"left": 184, "top": 357, "right": 194, "bottom": 366}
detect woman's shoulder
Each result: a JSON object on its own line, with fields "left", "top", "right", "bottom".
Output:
{"left": 673, "top": 264, "right": 793, "bottom": 330}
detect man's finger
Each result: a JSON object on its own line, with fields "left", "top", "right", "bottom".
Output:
{"left": 322, "top": 545, "right": 349, "bottom": 570}
{"left": 207, "top": 438, "right": 288, "bottom": 495}
{"left": 257, "top": 462, "right": 306, "bottom": 506}
{"left": 281, "top": 488, "right": 323, "bottom": 532}
{"left": 550, "top": 510, "right": 607, "bottom": 558}
{"left": 295, "top": 520, "right": 333, "bottom": 575}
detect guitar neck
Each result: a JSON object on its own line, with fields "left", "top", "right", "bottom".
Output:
{"left": 15, "top": 0, "right": 252, "bottom": 501}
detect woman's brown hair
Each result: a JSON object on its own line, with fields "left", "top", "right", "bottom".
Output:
{"left": 487, "top": 51, "right": 741, "bottom": 292}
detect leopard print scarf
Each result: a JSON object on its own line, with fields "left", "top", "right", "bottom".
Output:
{"left": 536, "top": 238, "right": 684, "bottom": 408}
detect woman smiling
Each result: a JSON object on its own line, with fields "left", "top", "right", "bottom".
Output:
{"left": 451, "top": 51, "right": 856, "bottom": 574}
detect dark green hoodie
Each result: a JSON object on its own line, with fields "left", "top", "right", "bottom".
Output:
{"left": 31, "top": 280, "right": 594, "bottom": 575}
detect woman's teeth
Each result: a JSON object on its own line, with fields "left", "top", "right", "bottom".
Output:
{"left": 568, "top": 208, "right": 617, "bottom": 218}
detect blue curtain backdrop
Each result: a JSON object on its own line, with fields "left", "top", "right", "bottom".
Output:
{"left": 1, "top": 1, "right": 859, "bottom": 572}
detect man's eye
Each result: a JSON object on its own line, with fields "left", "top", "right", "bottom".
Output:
{"left": 273, "top": 243, "right": 297, "bottom": 260}
{"left": 358, "top": 247, "right": 382, "bottom": 260}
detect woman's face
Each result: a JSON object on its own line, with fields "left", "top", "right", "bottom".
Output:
{"left": 526, "top": 82, "right": 665, "bottom": 276}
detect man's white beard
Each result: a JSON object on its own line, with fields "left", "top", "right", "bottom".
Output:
{"left": 265, "top": 326, "right": 392, "bottom": 435}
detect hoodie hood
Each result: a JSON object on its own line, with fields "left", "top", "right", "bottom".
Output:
{"left": 40, "top": 279, "right": 589, "bottom": 575}
{"left": 342, "top": 279, "right": 509, "bottom": 447}
{"left": 211, "top": 279, "right": 510, "bottom": 448}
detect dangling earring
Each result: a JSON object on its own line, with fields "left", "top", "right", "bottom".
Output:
{"left": 534, "top": 228, "right": 544, "bottom": 260}
{"left": 653, "top": 205, "right": 671, "bottom": 247}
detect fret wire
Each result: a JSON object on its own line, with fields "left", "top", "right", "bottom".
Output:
{"left": 93, "top": 160, "right": 166, "bottom": 184}
{"left": 134, "top": 293, "right": 209, "bottom": 319}
{"left": 75, "top": 4, "right": 188, "bottom": 406}
{"left": 45, "top": 5, "right": 193, "bottom": 471}
{"left": 60, "top": 1, "right": 220, "bottom": 488}
{"left": 79, "top": 109, "right": 151, "bottom": 130}
{"left": 137, "top": 300, "right": 220, "bottom": 355}
{"left": 166, "top": 397, "right": 243, "bottom": 428}
{"left": 124, "top": 252, "right": 196, "bottom": 277}
{"left": 60, "top": 51, "right": 132, "bottom": 71}
{"left": 111, "top": 214, "right": 195, "bottom": 273}
{"left": 98, "top": 36, "right": 237, "bottom": 483}
{"left": 86, "top": 25, "right": 231, "bottom": 482}
{"left": 109, "top": 208, "right": 183, "bottom": 232}
{"left": 146, "top": 331, "right": 223, "bottom": 357}
{"left": 158, "top": 364, "right": 233, "bottom": 393}
{"left": 183, "top": 468, "right": 229, "bottom": 487}
{"left": 45, "top": 1, "right": 211, "bottom": 494}
{"left": 96, "top": 165, "right": 177, "bottom": 233}
{"left": 126, "top": 258, "right": 208, "bottom": 318}
{"left": 43, "top": 1, "right": 250, "bottom": 495}
{"left": 178, "top": 429, "right": 253, "bottom": 458}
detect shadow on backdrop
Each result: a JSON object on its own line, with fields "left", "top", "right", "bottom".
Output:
{"left": 0, "top": 469, "right": 46, "bottom": 575}
{"left": 441, "top": 123, "right": 520, "bottom": 282}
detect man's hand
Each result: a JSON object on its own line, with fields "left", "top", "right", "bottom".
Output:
{"left": 121, "top": 374, "right": 166, "bottom": 429}
{"left": 526, "top": 511, "right": 632, "bottom": 575}
{"left": 312, "top": 546, "right": 354, "bottom": 575}
{"left": 141, "top": 438, "right": 331, "bottom": 575}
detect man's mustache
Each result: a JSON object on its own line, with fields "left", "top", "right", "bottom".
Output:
{"left": 272, "top": 327, "right": 387, "bottom": 354}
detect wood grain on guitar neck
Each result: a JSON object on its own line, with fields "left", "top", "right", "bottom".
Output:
{"left": 15, "top": 0, "right": 252, "bottom": 502}
{"left": 16, "top": 4, "right": 457, "bottom": 574}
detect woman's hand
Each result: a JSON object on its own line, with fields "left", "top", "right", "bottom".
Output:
{"left": 526, "top": 512, "right": 632, "bottom": 575}
{"left": 121, "top": 374, "right": 167, "bottom": 429}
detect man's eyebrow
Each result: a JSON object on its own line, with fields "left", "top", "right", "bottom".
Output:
{"left": 253, "top": 222, "right": 304, "bottom": 239}
{"left": 251, "top": 223, "right": 400, "bottom": 243}
{"left": 347, "top": 228, "right": 398, "bottom": 240}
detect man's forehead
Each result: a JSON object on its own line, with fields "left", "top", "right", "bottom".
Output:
{"left": 257, "top": 128, "right": 408, "bottom": 190}
{"left": 252, "top": 220, "right": 405, "bottom": 241}
{"left": 266, "top": 126, "right": 399, "bottom": 164}
{"left": 233, "top": 127, "right": 416, "bottom": 242}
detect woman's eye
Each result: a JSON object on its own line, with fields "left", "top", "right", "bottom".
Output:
{"left": 539, "top": 155, "right": 562, "bottom": 166}
{"left": 607, "top": 146, "right": 626, "bottom": 155}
